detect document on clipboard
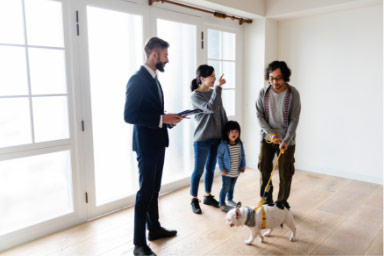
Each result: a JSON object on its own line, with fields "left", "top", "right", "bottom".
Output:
{"left": 177, "top": 109, "right": 203, "bottom": 116}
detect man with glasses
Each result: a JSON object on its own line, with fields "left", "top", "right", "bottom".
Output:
{"left": 255, "top": 61, "right": 301, "bottom": 210}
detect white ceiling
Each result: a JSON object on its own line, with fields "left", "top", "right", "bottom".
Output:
{"left": 177, "top": 0, "right": 382, "bottom": 20}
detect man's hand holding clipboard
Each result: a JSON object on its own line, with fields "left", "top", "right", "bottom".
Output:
{"left": 177, "top": 109, "right": 203, "bottom": 117}
{"left": 166, "top": 109, "right": 202, "bottom": 128}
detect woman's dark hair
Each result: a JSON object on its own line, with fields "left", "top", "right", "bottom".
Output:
{"left": 264, "top": 61, "right": 291, "bottom": 82}
{"left": 222, "top": 121, "right": 242, "bottom": 144}
{"left": 190, "top": 64, "right": 215, "bottom": 92}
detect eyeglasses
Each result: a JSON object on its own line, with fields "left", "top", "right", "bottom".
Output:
{"left": 269, "top": 76, "right": 283, "bottom": 82}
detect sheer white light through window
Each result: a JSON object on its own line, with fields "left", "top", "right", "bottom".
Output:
{"left": 86, "top": 6, "right": 143, "bottom": 206}
{"left": 157, "top": 18, "right": 196, "bottom": 184}
{"left": 0, "top": 151, "right": 73, "bottom": 236}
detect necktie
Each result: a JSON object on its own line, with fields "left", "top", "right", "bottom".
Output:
{"left": 154, "top": 76, "right": 163, "bottom": 105}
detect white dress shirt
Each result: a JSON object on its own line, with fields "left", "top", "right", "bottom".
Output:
{"left": 143, "top": 64, "right": 163, "bottom": 128}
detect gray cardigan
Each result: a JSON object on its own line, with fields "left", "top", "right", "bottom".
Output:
{"left": 256, "top": 85, "right": 301, "bottom": 145}
{"left": 191, "top": 86, "right": 228, "bottom": 142}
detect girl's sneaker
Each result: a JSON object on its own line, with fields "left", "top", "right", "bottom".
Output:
{"left": 220, "top": 205, "right": 234, "bottom": 212}
{"left": 226, "top": 199, "right": 237, "bottom": 207}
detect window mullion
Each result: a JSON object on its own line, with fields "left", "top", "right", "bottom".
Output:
{"left": 21, "top": 0, "right": 36, "bottom": 144}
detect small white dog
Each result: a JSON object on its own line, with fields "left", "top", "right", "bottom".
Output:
{"left": 226, "top": 202, "right": 296, "bottom": 245}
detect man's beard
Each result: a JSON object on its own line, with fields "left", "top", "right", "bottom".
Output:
{"left": 156, "top": 61, "right": 165, "bottom": 72}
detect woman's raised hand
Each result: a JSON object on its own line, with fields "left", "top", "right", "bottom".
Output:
{"left": 217, "top": 74, "right": 226, "bottom": 87}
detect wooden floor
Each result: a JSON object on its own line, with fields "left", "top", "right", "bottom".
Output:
{"left": 2, "top": 169, "right": 383, "bottom": 256}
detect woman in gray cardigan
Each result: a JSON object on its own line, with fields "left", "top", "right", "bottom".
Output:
{"left": 189, "top": 64, "right": 228, "bottom": 214}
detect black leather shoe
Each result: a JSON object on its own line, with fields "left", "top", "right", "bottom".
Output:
{"left": 275, "top": 201, "right": 284, "bottom": 209}
{"left": 203, "top": 195, "right": 219, "bottom": 208}
{"left": 191, "top": 198, "right": 202, "bottom": 214}
{"left": 283, "top": 200, "right": 291, "bottom": 209}
{"left": 148, "top": 227, "right": 177, "bottom": 241}
{"left": 133, "top": 245, "right": 157, "bottom": 256}
{"left": 263, "top": 198, "right": 275, "bottom": 206}
{"left": 275, "top": 200, "right": 291, "bottom": 210}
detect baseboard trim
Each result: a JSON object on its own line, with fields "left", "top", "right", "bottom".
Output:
{"left": 247, "top": 162, "right": 382, "bottom": 185}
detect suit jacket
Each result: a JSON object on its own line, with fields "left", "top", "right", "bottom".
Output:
{"left": 124, "top": 66, "right": 169, "bottom": 153}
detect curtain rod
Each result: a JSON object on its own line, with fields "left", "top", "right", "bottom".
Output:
{"left": 148, "top": 0, "right": 253, "bottom": 25}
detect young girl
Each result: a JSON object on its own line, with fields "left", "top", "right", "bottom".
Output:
{"left": 190, "top": 64, "right": 228, "bottom": 214}
{"left": 217, "top": 121, "right": 246, "bottom": 212}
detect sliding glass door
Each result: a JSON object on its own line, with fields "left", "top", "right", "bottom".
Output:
{"left": 79, "top": 1, "right": 148, "bottom": 218}
{"left": 156, "top": 17, "right": 197, "bottom": 187}
{"left": 81, "top": 2, "right": 200, "bottom": 217}
{"left": 87, "top": 5, "right": 143, "bottom": 207}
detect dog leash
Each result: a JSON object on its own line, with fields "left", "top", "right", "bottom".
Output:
{"left": 262, "top": 133, "right": 285, "bottom": 198}
{"left": 252, "top": 133, "right": 285, "bottom": 228}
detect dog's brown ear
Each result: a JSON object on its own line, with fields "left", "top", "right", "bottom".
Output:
{"left": 235, "top": 208, "right": 240, "bottom": 219}
{"left": 236, "top": 201, "right": 241, "bottom": 208}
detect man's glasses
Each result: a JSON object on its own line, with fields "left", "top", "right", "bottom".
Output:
{"left": 269, "top": 76, "right": 283, "bottom": 82}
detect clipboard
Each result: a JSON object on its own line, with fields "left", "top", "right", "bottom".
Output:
{"left": 177, "top": 109, "right": 203, "bottom": 116}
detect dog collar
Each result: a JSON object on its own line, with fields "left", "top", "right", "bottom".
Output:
{"left": 251, "top": 205, "right": 267, "bottom": 229}
{"left": 245, "top": 207, "right": 256, "bottom": 227}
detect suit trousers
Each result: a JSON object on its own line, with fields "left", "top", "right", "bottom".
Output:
{"left": 258, "top": 140, "right": 296, "bottom": 203}
{"left": 133, "top": 148, "right": 165, "bottom": 246}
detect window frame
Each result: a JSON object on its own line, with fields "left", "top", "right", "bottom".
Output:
{"left": 205, "top": 23, "right": 243, "bottom": 121}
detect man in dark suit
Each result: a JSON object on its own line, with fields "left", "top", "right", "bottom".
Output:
{"left": 124, "top": 37, "right": 183, "bottom": 256}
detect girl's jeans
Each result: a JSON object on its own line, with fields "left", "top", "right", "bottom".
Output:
{"left": 190, "top": 139, "right": 220, "bottom": 197}
{"left": 219, "top": 175, "right": 238, "bottom": 206}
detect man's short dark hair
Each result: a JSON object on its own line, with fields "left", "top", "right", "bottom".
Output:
{"left": 265, "top": 61, "right": 291, "bottom": 82}
{"left": 144, "top": 37, "right": 169, "bottom": 58}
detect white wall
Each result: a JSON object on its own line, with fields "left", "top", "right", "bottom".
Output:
{"left": 243, "top": 18, "right": 278, "bottom": 168}
{"left": 277, "top": 4, "right": 383, "bottom": 183}
{"left": 242, "top": 19, "right": 265, "bottom": 168}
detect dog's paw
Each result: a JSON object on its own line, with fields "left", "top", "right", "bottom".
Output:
{"left": 259, "top": 237, "right": 265, "bottom": 243}
{"left": 244, "top": 239, "right": 252, "bottom": 245}
{"left": 263, "top": 230, "right": 271, "bottom": 237}
{"left": 289, "top": 235, "right": 295, "bottom": 242}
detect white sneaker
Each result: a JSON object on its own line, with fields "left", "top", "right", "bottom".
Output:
{"left": 227, "top": 200, "right": 237, "bottom": 207}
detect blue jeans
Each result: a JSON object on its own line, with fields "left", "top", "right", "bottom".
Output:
{"left": 190, "top": 139, "right": 220, "bottom": 197}
{"left": 219, "top": 175, "right": 238, "bottom": 206}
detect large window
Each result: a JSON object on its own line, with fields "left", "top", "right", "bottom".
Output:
{"left": 0, "top": 0, "right": 74, "bottom": 238}
{"left": 0, "top": 0, "right": 69, "bottom": 148}
{"left": 207, "top": 29, "right": 236, "bottom": 116}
